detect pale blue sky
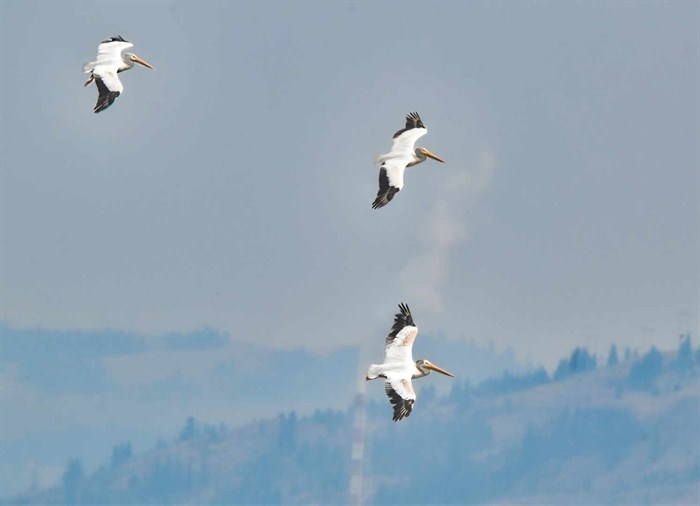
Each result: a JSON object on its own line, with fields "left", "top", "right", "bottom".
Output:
{"left": 1, "top": 0, "right": 698, "bottom": 366}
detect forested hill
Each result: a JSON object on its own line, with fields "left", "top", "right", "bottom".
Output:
{"left": 8, "top": 339, "right": 699, "bottom": 505}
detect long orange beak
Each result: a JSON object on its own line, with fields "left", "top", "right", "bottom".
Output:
{"left": 422, "top": 148, "right": 445, "bottom": 163}
{"left": 132, "top": 55, "right": 155, "bottom": 70}
{"left": 425, "top": 361, "right": 455, "bottom": 377}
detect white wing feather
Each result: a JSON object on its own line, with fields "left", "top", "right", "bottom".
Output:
{"left": 384, "top": 325, "right": 417, "bottom": 367}
{"left": 384, "top": 376, "right": 416, "bottom": 421}
{"left": 95, "top": 41, "right": 133, "bottom": 67}
{"left": 386, "top": 376, "right": 416, "bottom": 402}
{"left": 368, "top": 303, "right": 421, "bottom": 420}
{"left": 84, "top": 40, "right": 132, "bottom": 75}
{"left": 374, "top": 127, "right": 427, "bottom": 191}
{"left": 380, "top": 158, "right": 408, "bottom": 191}
{"left": 376, "top": 128, "right": 428, "bottom": 167}
{"left": 96, "top": 71, "right": 124, "bottom": 94}
{"left": 384, "top": 325, "right": 418, "bottom": 421}
{"left": 389, "top": 127, "right": 427, "bottom": 157}
{"left": 371, "top": 114, "right": 431, "bottom": 209}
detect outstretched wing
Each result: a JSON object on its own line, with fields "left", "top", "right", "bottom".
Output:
{"left": 85, "top": 37, "right": 133, "bottom": 74}
{"left": 93, "top": 73, "right": 122, "bottom": 113}
{"left": 393, "top": 111, "right": 425, "bottom": 138}
{"left": 385, "top": 302, "right": 417, "bottom": 346}
{"left": 389, "top": 111, "right": 428, "bottom": 156}
{"left": 385, "top": 377, "right": 416, "bottom": 422}
{"left": 372, "top": 158, "right": 407, "bottom": 209}
{"left": 383, "top": 303, "right": 418, "bottom": 367}
{"left": 96, "top": 36, "right": 133, "bottom": 63}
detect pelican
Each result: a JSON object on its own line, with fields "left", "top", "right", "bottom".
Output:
{"left": 372, "top": 112, "right": 445, "bottom": 209}
{"left": 366, "top": 303, "right": 454, "bottom": 421}
{"left": 83, "top": 36, "right": 154, "bottom": 113}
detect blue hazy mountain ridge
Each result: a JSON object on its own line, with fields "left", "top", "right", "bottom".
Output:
{"left": 5, "top": 340, "right": 699, "bottom": 505}
{"left": 0, "top": 323, "right": 521, "bottom": 497}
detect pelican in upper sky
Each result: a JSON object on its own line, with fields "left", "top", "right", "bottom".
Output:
{"left": 366, "top": 303, "right": 454, "bottom": 421}
{"left": 372, "top": 112, "right": 445, "bottom": 209}
{"left": 83, "top": 36, "right": 154, "bottom": 113}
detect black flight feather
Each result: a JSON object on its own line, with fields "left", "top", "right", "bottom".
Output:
{"left": 385, "top": 303, "right": 415, "bottom": 345}
{"left": 385, "top": 382, "right": 414, "bottom": 422}
{"left": 372, "top": 167, "right": 400, "bottom": 209}
{"left": 93, "top": 77, "right": 120, "bottom": 114}
{"left": 392, "top": 111, "right": 425, "bottom": 139}
{"left": 101, "top": 35, "right": 128, "bottom": 44}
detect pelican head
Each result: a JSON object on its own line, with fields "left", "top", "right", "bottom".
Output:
{"left": 415, "top": 359, "right": 455, "bottom": 378}
{"left": 125, "top": 52, "right": 155, "bottom": 70}
{"left": 416, "top": 147, "right": 445, "bottom": 164}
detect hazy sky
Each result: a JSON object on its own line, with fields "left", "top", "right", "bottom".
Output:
{"left": 1, "top": 0, "right": 698, "bottom": 367}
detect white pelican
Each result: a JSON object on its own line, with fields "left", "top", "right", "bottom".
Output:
{"left": 83, "top": 36, "right": 154, "bottom": 113}
{"left": 366, "top": 303, "right": 454, "bottom": 421}
{"left": 372, "top": 112, "right": 445, "bottom": 209}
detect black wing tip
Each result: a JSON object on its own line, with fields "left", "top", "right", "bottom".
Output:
{"left": 394, "top": 303, "right": 415, "bottom": 328}
{"left": 101, "top": 35, "right": 129, "bottom": 44}
{"left": 391, "top": 399, "right": 414, "bottom": 422}
{"left": 371, "top": 196, "right": 387, "bottom": 209}
{"left": 386, "top": 383, "right": 414, "bottom": 422}
{"left": 405, "top": 111, "right": 421, "bottom": 121}
{"left": 93, "top": 91, "right": 120, "bottom": 113}
{"left": 371, "top": 187, "right": 400, "bottom": 209}
{"left": 405, "top": 111, "right": 425, "bottom": 129}
{"left": 392, "top": 111, "right": 425, "bottom": 138}
{"left": 386, "top": 302, "right": 415, "bottom": 342}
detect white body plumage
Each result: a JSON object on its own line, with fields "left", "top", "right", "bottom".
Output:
{"left": 366, "top": 303, "right": 454, "bottom": 421}
{"left": 83, "top": 36, "right": 154, "bottom": 113}
{"left": 371, "top": 112, "right": 445, "bottom": 209}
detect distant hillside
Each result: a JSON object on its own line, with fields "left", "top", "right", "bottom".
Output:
{"left": 0, "top": 323, "right": 520, "bottom": 497}
{"left": 6, "top": 338, "right": 699, "bottom": 505}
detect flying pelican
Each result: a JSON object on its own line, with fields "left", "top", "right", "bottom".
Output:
{"left": 366, "top": 303, "right": 454, "bottom": 421}
{"left": 372, "top": 112, "right": 445, "bottom": 209}
{"left": 83, "top": 36, "right": 154, "bottom": 113}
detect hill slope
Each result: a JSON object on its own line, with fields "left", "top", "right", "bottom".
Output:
{"left": 7, "top": 342, "right": 699, "bottom": 505}
{"left": 0, "top": 323, "right": 521, "bottom": 497}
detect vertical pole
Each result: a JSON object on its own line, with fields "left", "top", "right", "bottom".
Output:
{"left": 349, "top": 350, "right": 368, "bottom": 506}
